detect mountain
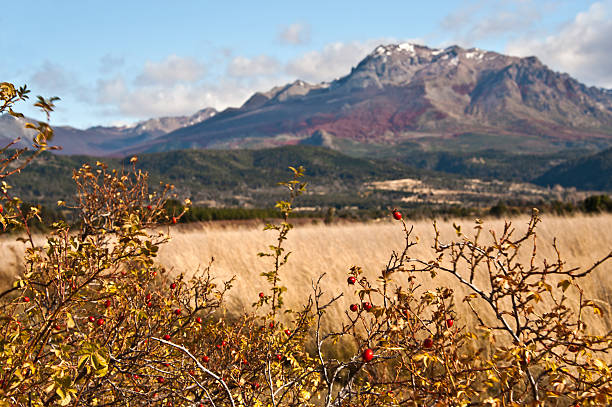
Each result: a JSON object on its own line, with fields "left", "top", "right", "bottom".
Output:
{"left": 3, "top": 43, "right": 612, "bottom": 158}
{"left": 120, "top": 43, "right": 612, "bottom": 155}
{"left": 0, "top": 108, "right": 217, "bottom": 155}
{"left": 534, "top": 147, "right": 612, "bottom": 191}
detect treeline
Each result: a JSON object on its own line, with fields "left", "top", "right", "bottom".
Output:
{"left": 10, "top": 194, "right": 612, "bottom": 233}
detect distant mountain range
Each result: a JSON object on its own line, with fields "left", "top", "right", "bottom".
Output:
{"left": 0, "top": 108, "right": 217, "bottom": 156}
{"left": 2, "top": 43, "right": 612, "bottom": 157}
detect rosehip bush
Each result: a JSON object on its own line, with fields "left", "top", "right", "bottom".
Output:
{"left": 0, "top": 81, "right": 610, "bottom": 406}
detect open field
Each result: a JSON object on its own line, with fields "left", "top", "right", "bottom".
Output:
{"left": 2, "top": 214, "right": 611, "bottom": 334}
{"left": 156, "top": 214, "right": 612, "bottom": 333}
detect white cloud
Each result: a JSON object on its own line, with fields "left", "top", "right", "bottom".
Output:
{"left": 506, "top": 1, "right": 612, "bottom": 88}
{"left": 31, "top": 61, "right": 73, "bottom": 92}
{"left": 30, "top": 61, "right": 92, "bottom": 104}
{"left": 227, "top": 55, "right": 281, "bottom": 77}
{"left": 96, "top": 76, "right": 128, "bottom": 104}
{"left": 95, "top": 73, "right": 282, "bottom": 119}
{"left": 135, "top": 55, "right": 206, "bottom": 85}
{"left": 278, "top": 23, "right": 311, "bottom": 45}
{"left": 439, "top": 0, "right": 544, "bottom": 46}
{"left": 285, "top": 39, "right": 400, "bottom": 83}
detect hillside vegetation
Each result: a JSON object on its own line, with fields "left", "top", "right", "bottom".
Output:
{"left": 535, "top": 147, "right": 612, "bottom": 191}
{"left": 5, "top": 145, "right": 602, "bottom": 215}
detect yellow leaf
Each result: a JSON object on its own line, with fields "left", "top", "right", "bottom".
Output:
{"left": 557, "top": 279, "right": 571, "bottom": 292}
{"left": 593, "top": 359, "right": 607, "bottom": 371}
{"left": 66, "top": 312, "right": 75, "bottom": 329}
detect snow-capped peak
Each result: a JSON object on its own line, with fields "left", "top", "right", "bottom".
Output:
{"left": 373, "top": 43, "right": 419, "bottom": 57}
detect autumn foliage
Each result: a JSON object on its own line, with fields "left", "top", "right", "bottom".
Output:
{"left": 0, "top": 82, "right": 611, "bottom": 406}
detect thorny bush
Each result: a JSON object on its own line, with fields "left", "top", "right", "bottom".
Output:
{"left": 0, "top": 82, "right": 611, "bottom": 406}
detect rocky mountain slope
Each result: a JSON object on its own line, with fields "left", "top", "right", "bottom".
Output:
{"left": 122, "top": 43, "right": 612, "bottom": 155}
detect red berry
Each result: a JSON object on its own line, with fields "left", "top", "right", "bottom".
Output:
{"left": 363, "top": 302, "right": 372, "bottom": 311}
{"left": 242, "top": 359, "right": 248, "bottom": 365}
{"left": 147, "top": 205, "right": 152, "bottom": 210}
{"left": 392, "top": 210, "right": 402, "bottom": 220}
{"left": 196, "top": 317, "right": 202, "bottom": 323}
{"left": 202, "top": 355, "right": 209, "bottom": 363}
{"left": 446, "top": 319, "right": 454, "bottom": 328}
{"left": 350, "top": 304, "right": 358, "bottom": 312}
{"left": 172, "top": 216, "right": 177, "bottom": 224}
{"left": 147, "top": 301, "right": 153, "bottom": 308}
{"left": 174, "top": 308, "right": 181, "bottom": 315}
{"left": 105, "top": 299, "right": 111, "bottom": 308}
{"left": 259, "top": 292, "right": 264, "bottom": 298}
{"left": 170, "top": 283, "right": 176, "bottom": 289}
{"left": 362, "top": 348, "right": 374, "bottom": 362}
{"left": 221, "top": 340, "right": 227, "bottom": 347}
{"left": 157, "top": 376, "right": 165, "bottom": 383}
{"left": 23, "top": 296, "right": 30, "bottom": 302}
{"left": 88, "top": 316, "right": 95, "bottom": 323}
{"left": 0, "top": 204, "right": 3, "bottom": 213}
{"left": 163, "top": 334, "right": 171, "bottom": 340}
{"left": 284, "top": 329, "right": 291, "bottom": 336}
{"left": 54, "top": 324, "right": 61, "bottom": 330}
{"left": 216, "top": 344, "right": 222, "bottom": 350}
{"left": 423, "top": 338, "right": 434, "bottom": 349}
{"left": 347, "top": 276, "right": 356, "bottom": 285}
{"left": 96, "top": 318, "right": 104, "bottom": 326}
{"left": 146, "top": 293, "right": 152, "bottom": 301}
{"left": 133, "top": 374, "right": 139, "bottom": 379}
{"left": 252, "top": 382, "right": 260, "bottom": 389}
{"left": 188, "top": 369, "right": 195, "bottom": 375}
{"left": 269, "top": 322, "right": 274, "bottom": 328}
{"left": 275, "top": 354, "right": 282, "bottom": 361}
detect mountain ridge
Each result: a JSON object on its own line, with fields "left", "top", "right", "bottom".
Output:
{"left": 0, "top": 107, "right": 217, "bottom": 156}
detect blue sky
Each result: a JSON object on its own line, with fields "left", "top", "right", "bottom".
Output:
{"left": 2, "top": 0, "right": 611, "bottom": 128}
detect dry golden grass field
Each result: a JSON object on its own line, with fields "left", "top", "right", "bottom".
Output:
{"left": 2, "top": 214, "right": 611, "bottom": 334}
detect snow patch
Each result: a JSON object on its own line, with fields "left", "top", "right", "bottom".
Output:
{"left": 465, "top": 51, "right": 484, "bottom": 60}
{"left": 398, "top": 43, "right": 415, "bottom": 53}
{"left": 449, "top": 57, "right": 459, "bottom": 66}
{"left": 432, "top": 49, "right": 444, "bottom": 56}
{"left": 374, "top": 46, "right": 387, "bottom": 55}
